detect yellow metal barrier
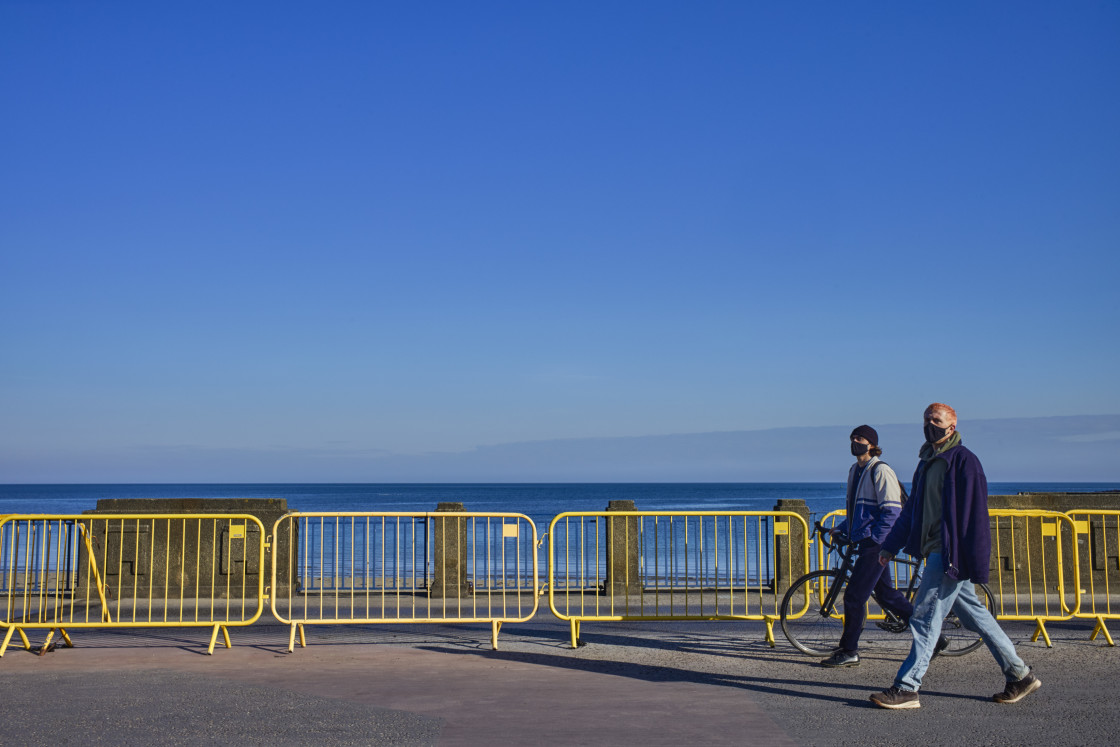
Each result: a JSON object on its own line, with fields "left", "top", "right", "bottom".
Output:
{"left": 270, "top": 512, "right": 539, "bottom": 651}
{"left": 987, "top": 509, "right": 1080, "bottom": 646}
{"left": 819, "top": 509, "right": 1081, "bottom": 646}
{"left": 547, "top": 511, "right": 810, "bottom": 648}
{"left": 1066, "top": 510, "right": 1120, "bottom": 646}
{"left": 0, "top": 514, "right": 266, "bottom": 656}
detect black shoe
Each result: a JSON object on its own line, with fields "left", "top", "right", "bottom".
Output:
{"left": 993, "top": 669, "right": 1042, "bottom": 704}
{"left": 870, "top": 686, "right": 920, "bottom": 709}
{"left": 875, "top": 619, "right": 908, "bottom": 634}
{"left": 820, "top": 649, "right": 859, "bottom": 667}
{"left": 932, "top": 635, "right": 950, "bottom": 657}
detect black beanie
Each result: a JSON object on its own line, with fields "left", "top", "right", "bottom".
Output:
{"left": 850, "top": 425, "right": 879, "bottom": 446}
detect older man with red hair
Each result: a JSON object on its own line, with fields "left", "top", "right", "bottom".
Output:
{"left": 869, "top": 403, "right": 1041, "bottom": 710}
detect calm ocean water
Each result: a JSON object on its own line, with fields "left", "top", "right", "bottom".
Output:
{"left": 2, "top": 482, "right": 1118, "bottom": 531}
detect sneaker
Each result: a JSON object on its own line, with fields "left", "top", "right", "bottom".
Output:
{"left": 820, "top": 649, "right": 859, "bottom": 667}
{"left": 932, "top": 635, "right": 950, "bottom": 657}
{"left": 870, "top": 686, "right": 920, "bottom": 710}
{"left": 993, "top": 670, "right": 1041, "bottom": 704}
{"left": 875, "top": 619, "right": 908, "bottom": 634}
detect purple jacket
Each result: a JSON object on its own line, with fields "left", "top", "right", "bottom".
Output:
{"left": 881, "top": 442, "right": 991, "bottom": 584}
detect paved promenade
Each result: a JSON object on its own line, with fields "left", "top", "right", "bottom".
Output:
{"left": 1, "top": 616, "right": 1118, "bottom": 745}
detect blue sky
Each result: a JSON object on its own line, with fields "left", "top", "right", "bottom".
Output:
{"left": 2, "top": 2, "right": 1118, "bottom": 481}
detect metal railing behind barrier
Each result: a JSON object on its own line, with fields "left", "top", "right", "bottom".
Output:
{"left": 547, "top": 511, "right": 810, "bottom": 648}
{"left": 0, "top": 514, "right": 266, "bottom": 656}
{"left": 270, "top": 512, "right": 539, "bottom": 651}
{"left": 1066, "top": 510, "right": 1120, "bottom": 646}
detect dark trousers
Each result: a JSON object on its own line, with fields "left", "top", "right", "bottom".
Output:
{"left": 839, "top": 541, "right": 914, "bottom": 653}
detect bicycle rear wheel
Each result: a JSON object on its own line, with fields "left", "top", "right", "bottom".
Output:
{"left": 780, "top": 570, "right": 846, "bottom": 656}
{"left": 938, "top": 583, "right": 996, "bottom": 656}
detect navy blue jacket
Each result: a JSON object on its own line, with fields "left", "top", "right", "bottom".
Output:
{"left": 881, "top": 442, "right": 991, "bottom": 584}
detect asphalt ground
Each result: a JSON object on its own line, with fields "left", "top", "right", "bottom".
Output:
{"left": 1, "top": 615, "right": 1118, "bottom": 746}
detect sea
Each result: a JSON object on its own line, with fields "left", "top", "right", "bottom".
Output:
{"left": 2, "top": 482, "right": 1118, "bottom": 531}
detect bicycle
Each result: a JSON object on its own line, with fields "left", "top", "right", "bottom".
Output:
{"left": 779, "top": 523, "right": 995, "bottom": 656}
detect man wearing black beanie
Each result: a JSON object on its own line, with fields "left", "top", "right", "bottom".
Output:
{"left": 820, "top": 425, "right": 914, "bottom": 667}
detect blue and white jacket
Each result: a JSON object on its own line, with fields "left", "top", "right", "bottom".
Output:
{"left": 833, "top": 457, "right": 903, "bottom": 546}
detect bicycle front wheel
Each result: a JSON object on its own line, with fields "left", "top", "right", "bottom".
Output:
{"left": 938, "top": 582, "right": 997, "bottom": 657}
{"left": 780, "top": 570, "right": 847, "bottom": 656}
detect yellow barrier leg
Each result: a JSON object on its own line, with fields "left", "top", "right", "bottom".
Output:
{"left": 207, "top": 624, "right": 220, "bottom": 655}
{"left": 59, "top": 628, "right": 74, "bottom": 648}
{"left": 221, "top": 625, "right": 232, "bottom": 650}
{"left": 1090, "top": 616, "right": 1115, "bottom": 646}
{"left": 1030, "top": 619, "right": 1053, "bottom": 648}
{"left": 491, "top": 621, "right": 501, "bottom": 651}
{"left": 0, "top": 626, "right": 15, "bottom": 657}
{"left": 38, "top": 629, "right": 56, "bottom": 656}
{"left": 18, "top": 628, "right": 30, "bottom": 651}
{"left": 570, "top": 619, "right": 580, "bottom": 649}
{"left": 288, "top": 623, "right": 297, "bottom": 653}
{"left": 298, "top": 623, "right": 306, "bottom": 648}
{"left": 764, "top": 616, "right": 776, "bottom": 648}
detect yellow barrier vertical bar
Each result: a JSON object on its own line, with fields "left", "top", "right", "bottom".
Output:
{"left": 190, "top": 518, "right": 198, "bottom": 622}
{"left": 35, "top": 520, "right": 46, "bottom": 623}
{"left": 303, "top": 517, "right": 309, "bottom": 622}
{"left": 380, "top": 515, "right": 387, "bottom": 619}
{"left": 318, "top": 516, "right": 324, "bottom": 621}
{"left": 163, "top": 519, "right": 171, "bottom": 623}
{"left": 472, "top": 516, "right": 479, "bottom": 619}
{"left": 1107, "top": 516, "right": 1117, "bottom": 618}
{"left": 668, "top": 516, "right": 675, "bottom": 615}
{"left": 486, "top": 516, "right": 493, "bottom": 619}
{"left": 993, "top": 516, "right": 1005, "bottom": 616}
{"left": 147, "top": 518, "right": 155, "bottom": 623}
{"left": 651, "top": 516, "right": 660, "bottom": 613}
{"left": 409, "top": 515, "right": 416, "bottom": 619}
{"left": 51, "top": 520, "right": 61, "bottom": 625}
{"left": 4, "top": 522, "right": 15, "bottom": 625}
{"left": 457, "top": 515, "right": 464, "bottom": 620}
{"left": 561, "top": 515, "right": 569, "bottom": 618}
{"left": 394, "top": 516, "right": 400, "bottom": 620}
{"left": 64, "top": 522, "right": 76, "bottom": 625}
{"left": 726, "top": 516, "right": 734, "bottom": 616}
{"left": 333, "top": 515, "right": 340, "bottom": 621}
{"left": 683, "top": 516, "right": 689, "bottom": 615}
{"left": 224, "top": 520, "right": 232, "bottom": 623}
{"left": 499, "top": 519, "right": 508, "bottom": 618}
{"left": 130, "top": 518, "right": 139, "bottom": 623}
{"left": 591, "top": 515, "right": 598, "bottom": 619}
{"left": 349, "top": 516, "right": 356, "bottom": 619}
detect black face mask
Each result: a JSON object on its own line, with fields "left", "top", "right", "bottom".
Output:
{"left": 850, "top": 442, "right": 869, "bottom": 457}
{"left": 924, "top": 423, "right": 949, "bottom": 443}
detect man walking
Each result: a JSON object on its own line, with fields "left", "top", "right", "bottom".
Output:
{"left": 869, "top": 403, "right": 1041, "bottom": 709}
{"left": 819, "top": 425, "right": 913, "bottom": 667}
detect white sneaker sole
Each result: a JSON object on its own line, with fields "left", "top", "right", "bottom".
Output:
{"left": 870, "top": 695, "right": 921, "bottom": 710}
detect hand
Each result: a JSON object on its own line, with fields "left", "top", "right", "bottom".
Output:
{"left": 878, "top": 555, "right": 889, "bottom": 567}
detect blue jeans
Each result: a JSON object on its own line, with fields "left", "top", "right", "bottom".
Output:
{"left": 895, "top": 552, "right": 1029, "bottom": 692}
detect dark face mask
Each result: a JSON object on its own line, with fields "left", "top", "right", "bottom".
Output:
{"left": 850, "top": 442, "right": 869, "bottom": 457}
{"left": 924, "top": 423, "right": 949, "bottom": 443}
